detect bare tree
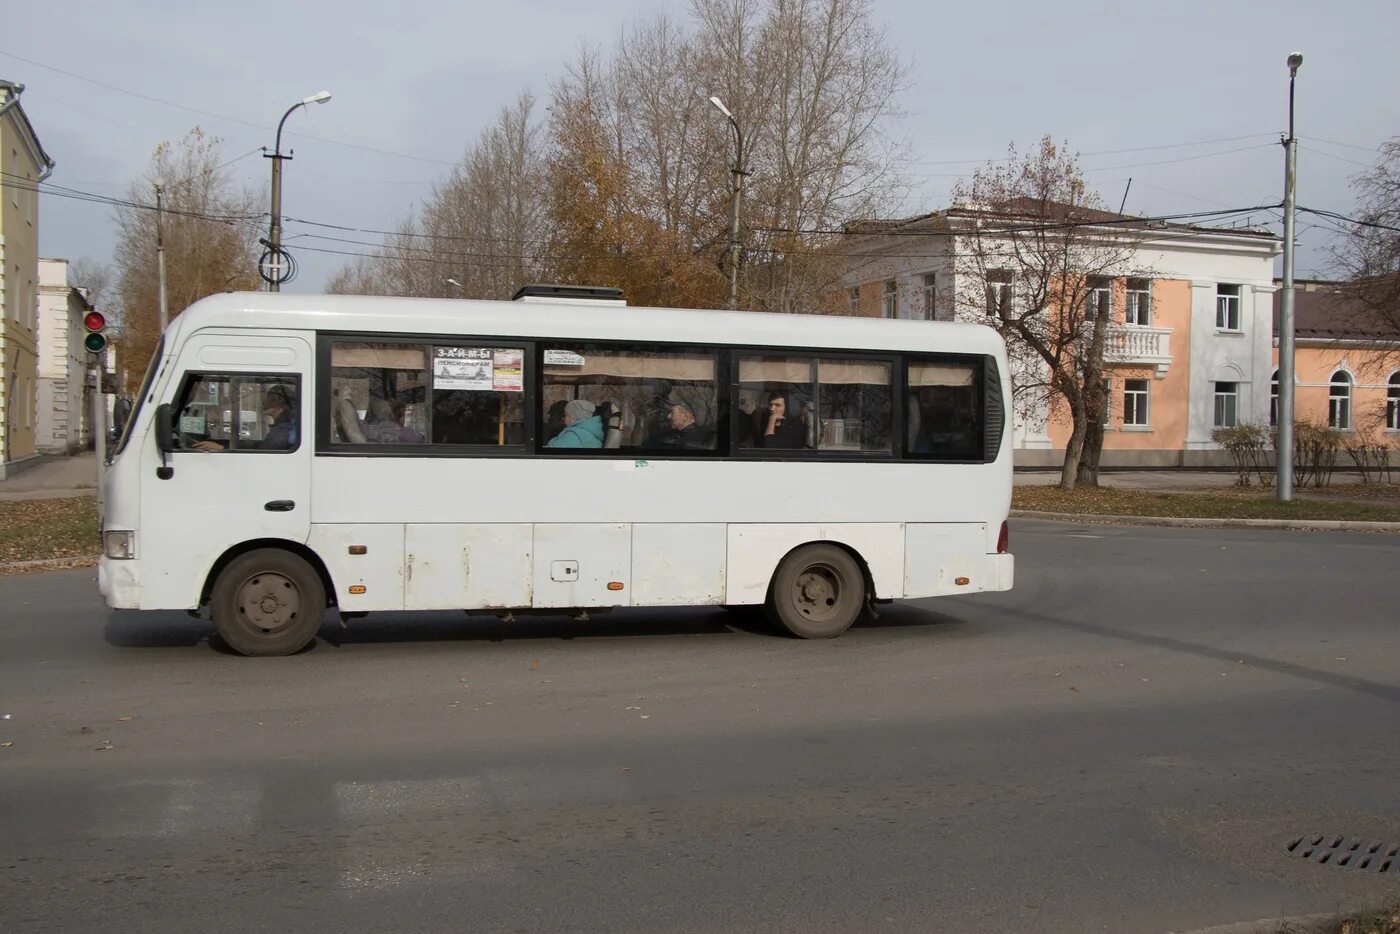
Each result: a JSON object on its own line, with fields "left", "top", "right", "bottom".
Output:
{"left": 1331, "top": 136, "right": 1400, "bottom": 368}
{"left": 951, "top": 137, "right": 1141, "bottom": 490}
{"left": 67, "top": 258, "right": 112, "bottom": 316}
{"left": 111, "top": 128, "right": 262, "bottom": 390}
{"left": 328, "top": 93, "right": 549, "bottom": 299}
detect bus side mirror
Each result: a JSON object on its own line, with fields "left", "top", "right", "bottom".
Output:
{"left": 155, "top": 404, "right": 176, "bottom": 454}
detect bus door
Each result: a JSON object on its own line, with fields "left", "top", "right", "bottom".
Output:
{"left": 138, "top": 332, "right": 313, "bottom": 609}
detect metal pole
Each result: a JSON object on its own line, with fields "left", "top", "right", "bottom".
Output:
{"left": 267, "top": 103, "right": 299, "bottom": 293}
{"left": 726, "top": 117, "right": 744, "bottom": 311}
{"left": 91, "top": 364, "right": 106, "bottom": 522}
{"left": 155, "top": 183, "right": 169, "bottom": 331}
{"left": 1277, "top": 55, "right": 1302, "bottom": 501}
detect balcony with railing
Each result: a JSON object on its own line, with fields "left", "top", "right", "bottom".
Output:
{"left": 1105, "top": 324, "right": 1173, "bottom": 376}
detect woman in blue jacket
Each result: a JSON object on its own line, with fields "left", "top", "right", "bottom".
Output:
{"left": 546, "top": 399, "right": 604, "bottom": 448}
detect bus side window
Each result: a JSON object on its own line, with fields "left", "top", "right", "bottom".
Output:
{"left": 906, "top": 361, "right": 981, "bottom": 459}
{"left": 174, "top": 373, "right": 302, "bottom": 452}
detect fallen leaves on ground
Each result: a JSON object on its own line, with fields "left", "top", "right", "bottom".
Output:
{"left": 1013, "top": 486, "right": 1400, "bottom": 522}
{"left": 0, "top": 496, "right": 99, "bottom": 568}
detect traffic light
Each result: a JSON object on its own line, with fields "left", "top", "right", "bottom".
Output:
{"left": 83, "top": 310, "right": 107, "bottom": 355}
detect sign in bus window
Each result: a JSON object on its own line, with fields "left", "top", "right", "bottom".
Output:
{"left": 541, "top": 346, "right": 718, "bottom": 452}
{"left": 327, "top": 341, "right": 523, "bottom": 448}
{"left": 737, "top": 356, "right": 891, "bottom": 453}
{"left": 907, "top": 362, "right": 982, "bottom": 459}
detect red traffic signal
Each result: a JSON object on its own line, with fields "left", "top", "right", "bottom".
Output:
{"left": 83, "top": 310, "right": 107, "bottom": 354}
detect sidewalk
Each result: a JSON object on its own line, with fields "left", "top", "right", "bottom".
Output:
{"left": 0, "top": 452, "right": 97, "bottom": 502}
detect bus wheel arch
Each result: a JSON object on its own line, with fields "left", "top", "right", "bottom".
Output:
{"left": 765, "top": 540, "right": 874, "bottom": 639}
{"left": 201, "top": 539, "right": 336, "bottom": 611}
{"left": 203, "top": 542, "right": 335, "bottom": 656}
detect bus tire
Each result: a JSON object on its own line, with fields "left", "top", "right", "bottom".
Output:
{"left": 210, "top": 548, "right": 326, "bottom": 657}
{"left": 766, "top": 544, "right": 864, "bottom": 639}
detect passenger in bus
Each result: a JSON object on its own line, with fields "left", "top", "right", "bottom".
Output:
{"left": 756, "top": 392, "right": 808, "bottom": 448}
{"left": 544, "top": 399, "right": 569, "bottom": 443}
{"left": 545, "top": 399, "right": 604, "bottom": 448}
{"left": 363, "top": 398, "right": 424, "bottom": 444}
{"left": 192, "top": 384, "right": 298, "bottom": 451}
{"left": 644, "top": 396, "right": 711, "bottom": 450}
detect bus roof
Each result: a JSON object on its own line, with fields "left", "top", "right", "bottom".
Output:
{"left": 172, "top": 292, "right": 1005, "bottom": 355}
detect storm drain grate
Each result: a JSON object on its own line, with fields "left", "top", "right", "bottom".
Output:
{"left": 1287, "top": 836, "right": 1397, "bottom": 873}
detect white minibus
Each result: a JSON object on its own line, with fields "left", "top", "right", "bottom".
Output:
{"left": 99, "top": 286, "right": 1013, "bottom": 655}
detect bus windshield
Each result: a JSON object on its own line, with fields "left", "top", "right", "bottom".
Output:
{"left": 113, "top": 337, "right": 164, "bottom": 457}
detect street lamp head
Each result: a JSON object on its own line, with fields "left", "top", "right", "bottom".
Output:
{"left": 1287, "top": 53, "right": 1303, "bottom": 76}
{"left": 303, "top": 90, "right": 332, "bottom": 105}
{"left": 707, "top": 95, "right": 733, "bottom": 119}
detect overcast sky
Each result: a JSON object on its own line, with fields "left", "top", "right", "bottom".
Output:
{"left": 5, "top": 0, "right": 1397, "bottom": 296}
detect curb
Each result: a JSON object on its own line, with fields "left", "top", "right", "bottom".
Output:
{"left": 1168, "top": 912, "right": 1336, "bottom": 934}
{"left": 0, "top": 556, "right": 98, "bottom": 573}
{"left": 1011, "top": 509, "right": 1400, "bottom": 532}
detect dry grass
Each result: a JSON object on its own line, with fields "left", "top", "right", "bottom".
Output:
{"left": 1014, "top": 486, "right": 1400, "bottom": 522}
{"left": 0, "top": 496, "right": 99, "bottom": 571}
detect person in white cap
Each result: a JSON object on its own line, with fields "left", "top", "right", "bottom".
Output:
{"left": 546, "top": 398, "right": 604, "bottom": 448}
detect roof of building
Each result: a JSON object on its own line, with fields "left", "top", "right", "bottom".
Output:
{"left": 0, "top": 79, "right": 56, "bottom": 177}
{"left": 845, "top": 199, "right": 1278, "bottom": 242}
{"left": 1272, "top": 279, "right": 1397, "bottom": 341}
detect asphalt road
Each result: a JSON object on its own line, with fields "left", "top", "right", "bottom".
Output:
{"left": 2, "top": 520, "right": 1398, "bottom": 933}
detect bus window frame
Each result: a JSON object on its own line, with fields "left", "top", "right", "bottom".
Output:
{"left": 315, "top": 332, "right": 537, "bottom": 457}
{"left": 730, "top": 348, "right": 903, "bottom": 462}
{"left": 534, "top": 340, "right": 731, "bottom": 458}
{"left": 313, "top": 330, "right": 996, "bottom": 464}
{"left": 901, "top": 352, "right": 989, "bottom": 465}
{"left": 168, "top": 370, "right": 305, "bottom": 455}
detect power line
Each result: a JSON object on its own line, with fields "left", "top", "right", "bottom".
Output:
{"left": 1300, "top": 135, "right": 1384, "bottom": 155}
{"left": 0, "top": 48, "right": 460, "bottom": 167}
{"left": 0, "top": 173, "right": 264, "bottom": 224}
{"left": 1299, "top": 145, "right": 1374, "bottom": 170}
{"left": 906, "top": 132, "right": 1276, "bottom": 166}
{"left": 1298, "top": 206, "right": 1400, "bottom": 234}
{"left": 906, "top": 142, "right": 1277, "bottom": 179}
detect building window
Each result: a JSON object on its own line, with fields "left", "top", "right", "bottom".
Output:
{"left": 1329, "top": 370, "right": 1352, "bottom": 430}
{"left": 1085, "top": 277, "right": 1111, "bottom": 320}
{"left": 847, "top": 287, "right": 860, "bottom": 316}
{"left": 1125, "top": 278, "right": 1151, "bottom": 326}
{"left": 1388, "top": 372, "right": 1400, "bottom": 430}
{"left": 920, "top": 273, "right": 936, "bottom": 322}
{"left": 1270, "top": 369, "right": 1279, "bottom": 427}
{"left": 1213, "top": 381, "right": 1239, "bottom": 428}
{"left": 1216, "top": 284, "right": 1242, "bottom": 330}
{"left": 1123, "top": 378, "right": 1149, "bottom": 427}
{"left": 882, "top": 280, "right": 897, "bottom": 319}
{"left": 985, "top": 270, "right": 1012, "bottom": 317}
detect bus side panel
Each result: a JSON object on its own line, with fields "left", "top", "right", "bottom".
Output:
{"left": 904, "top": 523, "right": 993, "bottom": 598}
{"left": 631, "top": 524, "right": 726, "bottom": 607}
{"left": 406, "top": 524, "right": 532, "bottom": 610}
{"left": 724, "top": 523, "right": 905, "bottom": 606}
{"left": 309, "top": 524, "right": 405, "bottom": 611}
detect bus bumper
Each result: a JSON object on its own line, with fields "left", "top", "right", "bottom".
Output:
{"left": 98, "top": 558, "right": 141, "bottom": 609}
{"left": 988, "top": 553, "right": 1014, "bottom": 591}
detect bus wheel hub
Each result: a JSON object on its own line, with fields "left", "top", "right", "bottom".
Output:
{"left": 239, "top": 573, "right": 299, "bottom": 629}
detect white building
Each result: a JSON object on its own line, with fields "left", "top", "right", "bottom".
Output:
{"left": 841, "top": 205, "right": 1282, "bottom": 467}
{"left": 36, "top": 257, "right": 99, "bottom": 452}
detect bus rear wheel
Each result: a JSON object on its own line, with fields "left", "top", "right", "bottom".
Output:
{"left": 210, "top": 549, "right": 325, "bottom": 656}
{"left": 767, "top": 544, "right": 865, "bottom": 639}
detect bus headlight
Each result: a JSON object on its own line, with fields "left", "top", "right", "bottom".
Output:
{"left": 104, "top": 531, "right": 137, "bottom": 560}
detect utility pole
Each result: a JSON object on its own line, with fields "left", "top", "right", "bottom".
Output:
{"left": 708, "top": 96, "right": 745, "bottom": 310}
{"left": 154, "top": 181, "right": 169, "bottom": 331}
{"left": 265, "top": 91, "right": 331, "bottom": 292}
{"left": 1277, "top": 53, "right": 1303, "bottom": 502}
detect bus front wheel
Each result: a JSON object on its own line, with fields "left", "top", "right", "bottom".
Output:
{"left": 767, "top": 544, "right": 865, "bottom": 639}
{"left": 210, "top": 548, "right": 326, "bottom": 657}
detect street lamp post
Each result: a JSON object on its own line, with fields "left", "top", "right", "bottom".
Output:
{"left": 265, "top": 90, "right": 331, "bottom": 292}
{"left": 154, "top": 181, "right": 169, "bottom": 331}
{"left": 1277, "top": 53, "right": 1302, "bottom": 501}
{"left": 708, "top": 95, "right": 745, "bottom": 310}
